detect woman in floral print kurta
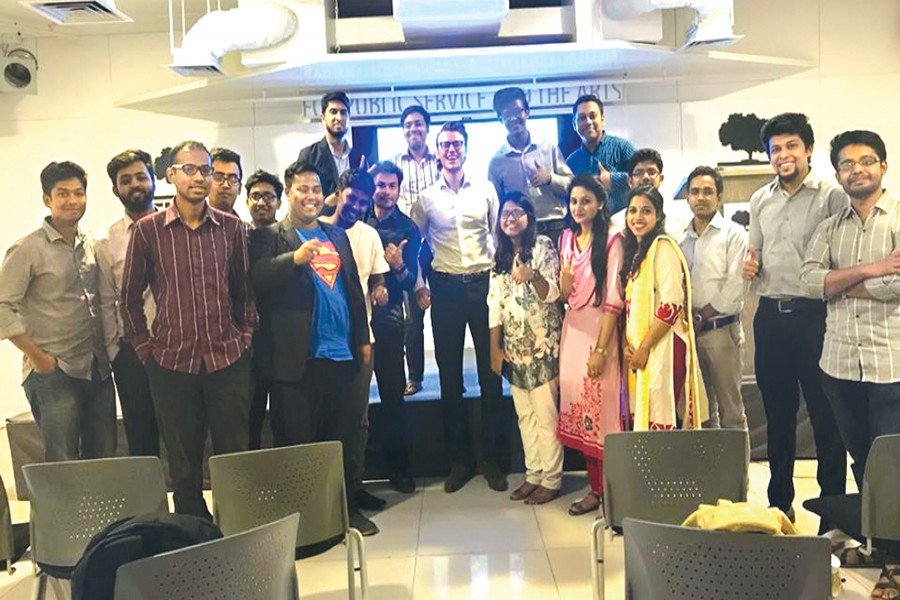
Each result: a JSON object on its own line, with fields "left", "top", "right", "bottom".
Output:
{"left": 488, "top": 194, "right": 564, "bottom": 505}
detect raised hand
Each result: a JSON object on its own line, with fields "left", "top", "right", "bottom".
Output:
{"left": 511, "top": 253, "right": 534, "bottom": 284}
{"left": 559, "top": 255, "right": 576, "bottom": 299}
{"left": 742, "top": 244, "right": 759, "bottom": 280}
{"left": 293, "top": 238, "right": 323, "bottom": 266}
{"left": 384, "top": 239, "right": 408, "bottom": 271}
{"left": 597, "top": 163, "right": 612, "bottom": 191}
{"left": 359, "top": 154, "right": 367, "bottom": 169}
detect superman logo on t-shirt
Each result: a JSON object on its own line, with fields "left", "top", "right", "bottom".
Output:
{"left": 309, "top": 241, "right": 342, "bottom": 288}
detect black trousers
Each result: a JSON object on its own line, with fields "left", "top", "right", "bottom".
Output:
{"left": 269, "top": 359, "right": 366, "bottom": 508}
{"left": 146, "top": 352, "right": 251, "bottom": 519}
{"left": 753, "top": 298, "right": 846, "bottom": 515}
{"left": 430, "top": 272, "right": 505, "bottom": 469}
{"left": 372, "top": 310, "right": 410, "bottom": 475}
{"left": 111, "top": 341, "right": 159, "bottom": 457}
{"left": 248, "top": 355, "right": 285, "bottom": 449}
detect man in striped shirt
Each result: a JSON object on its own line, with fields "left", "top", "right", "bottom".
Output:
{"left": 801, "top": 130, "right": 900, "bottom": 486}
{"left": 121, "top": 140, "right": 256, "bottom": 519}
{"left": 392, "top": 105, "right": 440, "bottom": 396}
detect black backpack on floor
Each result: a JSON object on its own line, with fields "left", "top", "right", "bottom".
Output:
{"left": 71, "top": 512, "right": 223, "bottom": 600}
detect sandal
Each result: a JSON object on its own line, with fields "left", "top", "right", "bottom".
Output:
{"left": 872, "top": 565, "right": 900, "bottom": 599}
{"left": 837, "top": 544, "right": 887, "bottom": 568}
{"left": 525, "top": 486, "right": 560, "bottom": 506}
{"left": 568, "top": 492, "right": 601, "bottom": 516}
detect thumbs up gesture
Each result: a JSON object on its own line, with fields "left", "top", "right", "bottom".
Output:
{"left": 511, "top": 253, "right": 534, "bottom": 284}
{"left": 528, "top": 159, "right": 551, "bottom": 187}
{"left": 384, "top": 239, "right": 408, "bottom": 271}
{"left": 742, "top": 244, "right": 760, "bottom": 280}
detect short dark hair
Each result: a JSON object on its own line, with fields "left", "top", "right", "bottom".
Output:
{"left": 760, "top": 113, "right": 814, "bottom": 154}
{"left": 210, "top": 147, "right": 243, "bottom": 178}
{"left": 627, "top": 148, "right": 664, "bottom": 175}
{"left": 572, "top": 94, "right": 604, "bottom": 117}
{"left": 41, "top": 161, "right": 87, "bottom": 196}
{"left": 437, "top": 121, "right": 468, "bottom": 147}
{"left": 400, "top": 105, "right": 430, "bottom": 127}
{"left": 687, "top": 165, "right": 724, "bottom": 196}
{"left": 370, "top": 161, "right": 404, "bottom": 186}
{"left": 829, "top": 130, "right": 887, "bottom": 170}
{"left": 245, "top": 169, "right": 283, "bottom": 199}
{"left": 283, "top": 161, "right": 321, "bottom": 188}
{"left": 493, "top": 87, "right": 529, "bottom": 114}
{"left": 321, "top": 91, "right": 350, "bottom": 114}
{"left": 336, "top": 168, "right": 375, "bottom": 197}
{"left": 106, "top": 149, "right": 154, "bottom": 186}
{"left": 169, "top": 140, "right": 210, "bottom": 165}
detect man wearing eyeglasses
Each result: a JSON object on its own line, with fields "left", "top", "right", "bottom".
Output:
{"left": 411, "top": 121, "right": 507, "bottom": 494}
{"left": 243, "top": 170, "right": 284, "bottom": 452}
{"left": 209, "top": 148, "right": 249, "bottom": 229}
{"left": 245, "top": 169, "right": 283, "bottom": 231}
{"left": 801, "top": 130, "right": 900, "bottom": 488}
{"left": 121, "top": 140, "right": 256, "bottom": 520}
{"left": 488, "top": 87, "right": 573, "bottom": 247}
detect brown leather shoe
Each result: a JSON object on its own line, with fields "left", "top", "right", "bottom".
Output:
{"left": 509, "top": 482, "right": 539, "bottom": 501}
{"left": 568, "top": 492, "right": 601, "bottom": 516}
{"left": 525, "top": 486, "right": 560, "bottom": 505}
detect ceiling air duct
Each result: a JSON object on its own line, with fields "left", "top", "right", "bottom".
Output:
{"left": 19, "top": 0, "right": 132, "bottom": 25}
{"left": 168, "top": 1, "right": 298, "bottom": 76}
{"left": 603, "top": 0, "right": 742, "bottom": 48}
{"left": 392, "top": 0, "right": 509, "bottom": 42}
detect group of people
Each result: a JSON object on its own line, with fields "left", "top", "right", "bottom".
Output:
{"left": 1, "top": 85, "right": 897, "bottom": 549}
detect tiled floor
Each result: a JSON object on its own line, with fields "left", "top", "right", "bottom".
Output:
{"left": 0, "top": 454, "right": 886, "bottom": 599}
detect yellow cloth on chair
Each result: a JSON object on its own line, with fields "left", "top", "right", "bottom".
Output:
{"left": 681, "top": 499, "right": 798, "bottom": 535}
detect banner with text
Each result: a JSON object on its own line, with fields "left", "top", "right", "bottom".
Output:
{"left": 298, "top": 80, "right": 625, "bottom": 124}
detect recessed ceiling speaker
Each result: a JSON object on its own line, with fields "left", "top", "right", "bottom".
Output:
{"left": 1, "top": 48, "right": 38, "bottom": 94}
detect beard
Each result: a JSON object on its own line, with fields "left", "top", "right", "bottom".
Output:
{"left": 119, "top": 187, "right": 155, "bottom": 213}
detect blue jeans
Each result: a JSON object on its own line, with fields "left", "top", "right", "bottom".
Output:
{"left": 821, "top": 372, "right": 900, "bottom": 488}
{"left": 22, "top": 365, "right": 117, "bottom": 462}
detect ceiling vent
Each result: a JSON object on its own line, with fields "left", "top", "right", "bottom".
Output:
{"left": 19, "top": 0, "right": 132, "bottom": 25}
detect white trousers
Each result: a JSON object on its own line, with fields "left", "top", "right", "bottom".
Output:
{"left": 511, "top": 379, "right": 563, "bottom": 490}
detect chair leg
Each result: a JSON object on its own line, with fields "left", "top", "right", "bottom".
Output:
{"left": 345, "top": 532, "right": 356, "bottom": 600}
{"left": 348, "top": 527, "right": 368, "bottom": 600}
{"left": 31, "top": 572, "right": 46, "bottom": 600}
{"left": 48, "top": 576, "right": 69, "bottom": 600}
{"left": 591, "top": 518, "right": 606, "bottom": 600}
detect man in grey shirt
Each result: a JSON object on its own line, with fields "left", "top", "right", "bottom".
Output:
{"left": 743, "top": 113, "right": 847, "bottom": 525}
{"left": 801, "top": 130, "right": 900, "bottom": 486}
{"left": 0, "top": 161, "right": 116, "bottom": 461}
{"left": 488, "top": 87, "right": 573, "bottom": 246}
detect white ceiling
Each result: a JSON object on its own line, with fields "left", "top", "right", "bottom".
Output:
{"left": 0, "top": 0, "right": 237, "bottom": 37}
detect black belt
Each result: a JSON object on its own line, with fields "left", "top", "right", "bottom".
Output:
{"left": 431, "top": 270, "right": 490, "bottom": 283}
{"left": 759, "top": 296, "right": 824, "bottom": 314}
{"left": 698, "top": 314, "right": 739, "bottom": 333}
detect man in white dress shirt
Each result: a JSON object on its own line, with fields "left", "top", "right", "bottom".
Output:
{"left": 411, "top": 121, "right": 507, "bottom": 494}
{"left": 95, "top": 149, "right": 159, "bottom": 457}
{"left": 680, "top": 166, "right": 748, "bottom": 431}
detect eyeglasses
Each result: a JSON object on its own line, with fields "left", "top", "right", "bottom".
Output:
{"left": 837, "top": 156, "right": 881, "bottom": 173}
{"left": 632, "top": 168, "right": 660, "bottom": 179}
{"left": 212, "top": 172, "right": 241, "bottom": 186}
{"left": 500, "top": 209, "right": 527, "bottom": 221}
{"left": 499, "top": 107, "right": 526, "bottom": 122}
{"left": 249, "top": 191, "right": 278, "bottom": 203}
{"left": 438, "top": 141, "right": 465, "bottom": 152}
{"left": 171, "top": 163, "right": 213, "bottom": 177}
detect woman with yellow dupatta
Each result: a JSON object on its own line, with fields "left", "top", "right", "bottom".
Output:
{"left": 621, "top": 185, "right": 708, "bottom": 430}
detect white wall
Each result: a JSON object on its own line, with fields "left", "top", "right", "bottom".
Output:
{"left": 1, "top": 0, "right": 899, "bottom": 419}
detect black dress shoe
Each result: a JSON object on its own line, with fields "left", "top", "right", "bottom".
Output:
{"left": 483, "top": 463, "right": 508, "bottom": 492}
{"left": 349, "top": 511, "right": 379, "bottom": 536}
{"left": 389, "top": 472, "right": 416, "bottom": 494}
{"left": 444, "top": 464, "right": 474, "bottom": 493}
{"left": 355, "top": 489, "right": 387, "bottom": 511}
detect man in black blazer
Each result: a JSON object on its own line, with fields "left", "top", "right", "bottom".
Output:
{"left": 297, "top": 91, "right": 367, "bottom": 200}
{"left": 249, "top": 161, "right": 377, "bottom": 535}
